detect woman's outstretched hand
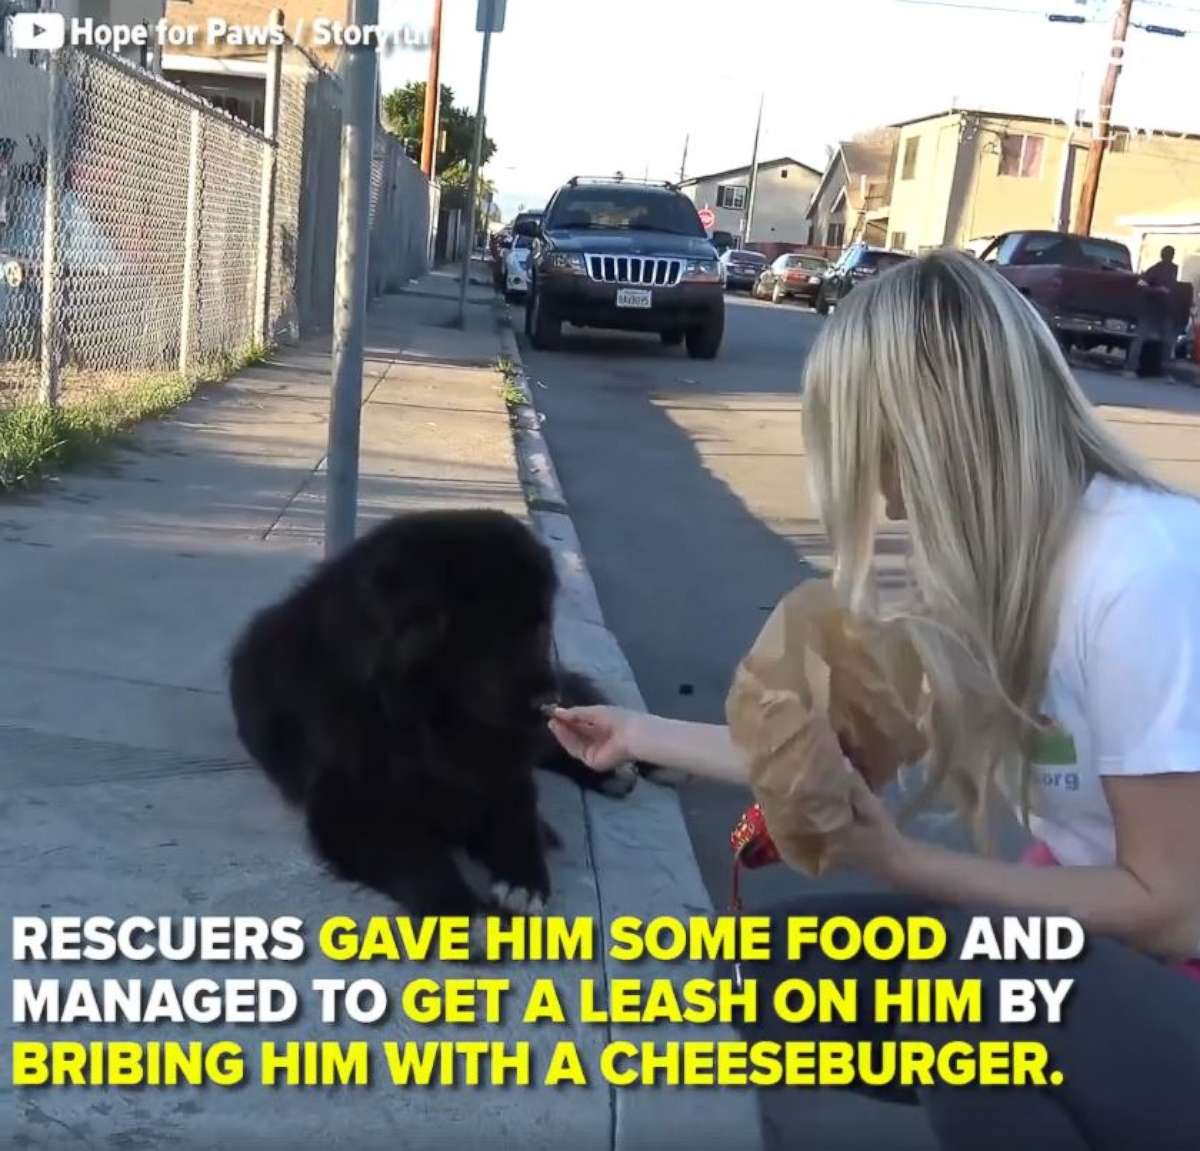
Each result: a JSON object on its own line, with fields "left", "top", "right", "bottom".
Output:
{"left": 547, "top": 706, "right": 640, "bottom": 773}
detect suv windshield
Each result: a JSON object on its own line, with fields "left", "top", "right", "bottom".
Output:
{"left": 729, "top": 250, "right": 765, "bottom": 264}
{"left": 546, "top": 187, "right": 705, "bottom": 237}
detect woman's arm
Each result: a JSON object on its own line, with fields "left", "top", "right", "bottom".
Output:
{"left": 628, "top": 715, "right": 749, "bottom": 785}
{"left": 845, "top": 773, "right": 1200, "bottom": 960}
{"left": 548, "top": 708, "right": 749, "bottom": 785}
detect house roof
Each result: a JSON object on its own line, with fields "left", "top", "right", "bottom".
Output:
{"left": 887, "top": 107, "right": 1200, "bottom": 143}
{"left": 805, "top": 129, "right": 898, "bottom": 219}
{"left": 677, "top": 155, "right": 821, "bottom": 187}
{"left": 841, "top": 136, "right": 895, "bottom": 185}
{"left": 1118, "top": 211, "right": 1200, "bottom": 229}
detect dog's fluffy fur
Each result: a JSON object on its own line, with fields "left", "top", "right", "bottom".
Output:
{"left": 229, "top": 509, "right": 630, "bottom": 917}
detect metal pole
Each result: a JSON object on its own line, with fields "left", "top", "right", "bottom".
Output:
{"left": 456, "top": 6, "right": 493, "bottom": 327}
{"left": 743, "top": 93, "right": 763, "bottom": 248}
{"left": 254, "top": 8, "right": 284, "bottom": 347}
{"left": 178, "top": 109, "right": 202, "bottom": 375}
{"left": 679, "top": 133, "right": 689, "bottom": 184}
{"left": 324, "top": 0, "right": 380, "bottom": 557}
{"left": 1054, "top": 130, "right": 1078, "bottom": 233}
{"left": 1074, "top": 0, "right": 1132, "bottom": 236}
{"left": 38, "top": 49, "right": 64, "bottom": 408}
{"left": 420, "top": 0, "right": 443, "bottom": 177}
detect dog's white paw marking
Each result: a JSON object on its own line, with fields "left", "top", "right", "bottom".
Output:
{"left": 490, "top": 882, "right": 542, "bottom": 914}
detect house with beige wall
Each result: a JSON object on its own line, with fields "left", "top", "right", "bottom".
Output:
{"left": 884, "top": 108, "right": 1200, "bottom": 257}
{"left": 161, "top": 0, "right": 350, "bottom": 126}
{"left": 806, "top": 129, "right": 897, "bottom": 250}
{"left": 678, "top": 156, "right": 821, "bottom": 246}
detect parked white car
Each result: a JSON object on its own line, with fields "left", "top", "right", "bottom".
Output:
{"left": 504, "top": 234, "right": 533, "bottom": 301}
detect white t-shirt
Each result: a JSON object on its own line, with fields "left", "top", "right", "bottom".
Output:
{"left": 1029, "top": 474, "right": 1200, "bottom": 867}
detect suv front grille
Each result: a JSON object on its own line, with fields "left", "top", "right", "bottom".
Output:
{"left": 586, "top": 255, "right": 683, "bottom": 287}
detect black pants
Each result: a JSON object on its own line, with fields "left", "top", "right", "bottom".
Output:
{"left": 724, "top": 894, "right": 1200, "bottom": 1151}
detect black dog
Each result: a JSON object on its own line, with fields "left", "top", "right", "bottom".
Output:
{"left": 228, "top": 509, "right": 633, "bottom": 917}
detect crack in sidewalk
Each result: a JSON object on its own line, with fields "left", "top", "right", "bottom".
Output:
{"left": 262, "top": 359, "right": 396, "bottom": 542}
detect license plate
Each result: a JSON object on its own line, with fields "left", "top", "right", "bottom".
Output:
{"left": 1103, "top": 318, "right": 1129, "bottom": 333}
{"left": 616, "top": 288, "right": 652, "bottom": 309}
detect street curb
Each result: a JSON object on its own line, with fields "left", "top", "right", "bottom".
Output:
{"left": 496, "top": 315, "right": 686, "bottom": 786}
{"left": 494, "top": 302, "right": 764, "bottom": 1151}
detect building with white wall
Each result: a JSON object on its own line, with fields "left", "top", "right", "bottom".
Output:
{"left": 678, "top": 156, "right": 821, "bottom": 249}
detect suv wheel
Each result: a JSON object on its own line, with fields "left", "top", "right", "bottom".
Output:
{"left": 685, "top": 311, "right": 724, "bottom": 360}
{"left": 660, "top": 329, "right": 684, "bottom": 347}
{"left": 529, "top": 285, "right": 561, "bottom": 349}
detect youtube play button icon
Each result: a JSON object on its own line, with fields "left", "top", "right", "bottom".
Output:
{"left": 11, "top": 12, "right": 67, "bottom": 51}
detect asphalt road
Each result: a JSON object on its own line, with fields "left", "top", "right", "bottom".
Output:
{"left": 516, "top": 286, "right": 1200, "bottom": 1151}
{"left": 518, "top": 290, "right": 1200, "bottom": 911}
{"left": 519, "top": 291, "right": 943, "bottom": 1149}
{"left": 520, "top": 291, "right": 927, "bottom": 909}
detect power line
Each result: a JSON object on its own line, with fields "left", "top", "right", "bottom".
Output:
{"left": 1136, "top": 0, "right": 1200, "bottom": 12}
{"left": 895, "top": 0, "right": 1060, "bottom": 13}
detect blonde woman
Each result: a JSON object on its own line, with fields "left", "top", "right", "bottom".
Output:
{"left": 549, "top": 252, "right": 1200, "bottom": 1150}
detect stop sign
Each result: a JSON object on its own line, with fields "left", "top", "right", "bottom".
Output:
{"left": 698, "top": 207, "right": 715, "bottom": 230}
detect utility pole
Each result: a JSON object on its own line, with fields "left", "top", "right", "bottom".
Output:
{"left": 457, "top": 0, "right": 502, "bottom": 326}
{"left": 420, "top": 0, "right": 444, "bottom": 177}
{"left": 324, "top": 0, "right": 380, "bottom": 557}
{"left": 743, "top": 94, "right": 763, "bottom": 247}
{"left": 1055, "top": 126, "right": 1080, "bottom": 232}
{"left": 1074, "top": 0, "right": 1133, "bottom": 235}
{"left": 679, "top": 134, "right": 689, "bottom": 184}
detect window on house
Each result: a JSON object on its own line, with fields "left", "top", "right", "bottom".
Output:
{"left": 901, "top": 137, "right": 920, "bottom": 180}
{"left": 999, "top": 134, "right": 1045, "bottom": 178}
{"left": 780, "top": 168, "right": 788, "bottom": 178}
{"left": 716, "top": 184, "right": 747, "bottom": 210}
{"left": 826, "top": 222, "right": 845, "bottom": 248}
{"left": 891, "top": 231, "right": 908, "bottom": 251}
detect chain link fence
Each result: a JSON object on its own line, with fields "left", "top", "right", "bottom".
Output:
{"left": 0, "top": 37, "right": 433, "bottom": 416}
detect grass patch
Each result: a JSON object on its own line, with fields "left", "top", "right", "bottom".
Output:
{"left": 0, "top": 344, "right": 266, "bottom": 491}
{"left": 496, "top": 354, "right": 526, "bottom": 408}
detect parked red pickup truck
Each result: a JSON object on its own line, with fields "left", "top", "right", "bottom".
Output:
{"left": 978, "top": 230, "right": 1194, "bottom": 375}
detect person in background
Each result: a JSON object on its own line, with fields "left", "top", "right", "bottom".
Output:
{"left": 1125, "top": 244, "right": 1180, "bottom": 377}
{"left": 549, "top": 251, "right": 1200, "bottom": 1151}
{"left": 1143, "top": 244, "right": 1179, "bottom": 288}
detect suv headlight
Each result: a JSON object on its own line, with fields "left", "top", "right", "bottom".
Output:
{"left": 546, "top": 252, "right": 586, "bottom": 275}
{"left": 683, "top": 258, "right": 721, "bottom": 284}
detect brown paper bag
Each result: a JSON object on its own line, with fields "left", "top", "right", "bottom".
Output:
{"left": 725, "top": 579, "right": 928, "bottom": 876}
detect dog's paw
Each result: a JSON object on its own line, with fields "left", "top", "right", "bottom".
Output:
{"left": 467, "top": 915, "right": 491, "bottom": 961}
{"left": 636, "top": 762, "right": 688, "bottom": 788}
{"left": 490, "top": 881, "right": 546, "bottom": 916}
{"left": 594, "top": 762, "right": 638, "bottom": 798}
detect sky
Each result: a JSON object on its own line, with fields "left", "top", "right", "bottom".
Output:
{"left": 377, "top": 0, "right": 1200, "bottom": 218}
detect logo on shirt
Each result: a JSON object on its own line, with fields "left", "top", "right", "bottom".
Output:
{"left": 1033, "top": 716, "right": 1079, "bottom": 791}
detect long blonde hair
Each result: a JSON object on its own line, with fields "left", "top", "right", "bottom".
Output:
{"left": 802, "top": 250, "right": 1159, "bottom": 840}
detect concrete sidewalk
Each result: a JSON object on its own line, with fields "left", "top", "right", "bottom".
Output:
{"left": 0, "top": 268, "right": 759, "bottom": 1150}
